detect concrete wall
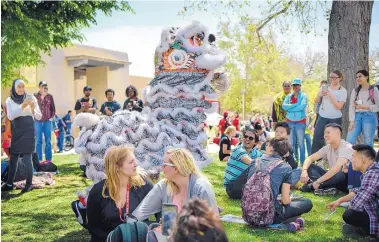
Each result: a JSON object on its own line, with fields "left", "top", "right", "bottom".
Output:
{"left": 86, "top": 66, "right": 108, "bottom": 111}
{"left": 129, "top": 75, "right": 152, "bottom": 100}
{"left": 107, "top": 67, "right": 129, "bottom": 106}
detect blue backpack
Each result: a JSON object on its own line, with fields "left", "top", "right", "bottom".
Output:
{"left": 106, "top": 222, "right": 148, "bottom": 242}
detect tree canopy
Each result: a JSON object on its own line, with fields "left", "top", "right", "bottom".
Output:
{"left": 1, "top": 0, "right": 133, "bottom": 86}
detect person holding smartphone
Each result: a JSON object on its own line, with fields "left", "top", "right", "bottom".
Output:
{"left": 86, "top": 146, "right": 153, "bottom": 242}
{"left": 347, "top": 70, "right": 379, "bottom": 147}
{"left": 2, "top": 79, "right": 42, "bottom": 193}
{"left": 123, "top": 85, "right": 143, "bottom": 112}
{"left": 311, "top": 70, "right": 347, "bottom": 154}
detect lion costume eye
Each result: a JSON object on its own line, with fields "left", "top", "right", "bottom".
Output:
{"left": 168, "top": 49, "right": 188, "bottom": 68}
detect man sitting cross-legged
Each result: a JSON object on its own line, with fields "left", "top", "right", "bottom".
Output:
{"left": 261, "top": 121, "right": 301, "bottom": 187}
{"left": 223, "top": 124, "right": 262, "bottom": 199}
{"left": 328, "top": 145, "right": 379, "bottom": 239}
{"left": 300, "top": 123, "right": 352, "bottom": 195}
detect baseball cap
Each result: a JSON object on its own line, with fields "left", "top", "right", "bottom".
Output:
{"left": 83, "top": 86, "right": 92, "bottom": 92}
{"left": 291, "top": 78, "right": 302, "bottom": 86}
{"left": 39, "top": 81, "right": 48, "bottom": 87}
{"left": 223, "top": 111, "right": 229, "bottom": 116}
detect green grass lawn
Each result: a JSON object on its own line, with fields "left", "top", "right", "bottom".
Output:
{"left": 1, "top": 154, "right": 357, "bottom": 242}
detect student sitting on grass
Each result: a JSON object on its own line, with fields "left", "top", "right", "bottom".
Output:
{"left": 328, "top": 145, "right": 379, "bottom": 239}
{"left": 300, "top": 123, "right": 352, "bottom": 195}
{"left": 223, "top": 124, "right": 262, "bottom": 199}
{"left": 261, "top": 122, "right": 301, "bottom": 187}
{"left": 248, "top": 138, "right": 313, "bottom": 224}
{"left": 86, "top": 146, "right": 153, "bottom": 242}
{"left": 219, "top": 126, "right": 236, "bottom": 161}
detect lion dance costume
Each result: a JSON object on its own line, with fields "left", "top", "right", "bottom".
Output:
{"left": 74, "top": 21, "right": 229, "bottom": 190}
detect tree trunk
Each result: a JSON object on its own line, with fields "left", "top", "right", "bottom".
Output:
{"left": 327, "top": 1, "right": 374, "bottom": 139}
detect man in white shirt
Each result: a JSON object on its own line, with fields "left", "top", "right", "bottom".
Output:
{"left": 300, "top": 123, "right": 352, "bottom": 195}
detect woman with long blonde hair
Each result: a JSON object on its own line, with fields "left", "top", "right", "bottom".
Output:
{"left": 133, "top": 148, "right": 218, "bottom": 222}
{"left": 86, "top": 146, "right": 153, "bottom": 242}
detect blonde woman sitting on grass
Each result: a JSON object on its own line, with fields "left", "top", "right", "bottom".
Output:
{"left": 86, "top": 146, "right": 154, "bottom": 242}
{"left": 133, "top": 148, "right": 219, "bottom": 220}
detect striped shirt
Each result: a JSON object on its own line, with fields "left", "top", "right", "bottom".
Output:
{"left": 223, "top": 144, "right": 262, "bottom": 186}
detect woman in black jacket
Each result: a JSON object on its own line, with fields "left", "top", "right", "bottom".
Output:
{"left": 86, "top": 146, "right": 153, "bottom": 242}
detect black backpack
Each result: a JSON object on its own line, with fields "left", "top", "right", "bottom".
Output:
{"left": 1, "top": 157, "right": 27, "bottom": 182}
{"left": 106, "top": 222, "right": 148, "bottom": 242}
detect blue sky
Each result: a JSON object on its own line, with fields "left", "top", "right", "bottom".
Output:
{"left": 80, "top": 1, "right": 379, "bottom": 77}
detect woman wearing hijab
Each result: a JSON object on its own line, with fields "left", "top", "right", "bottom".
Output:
{"left": 2, "top": 79, "right": 42, "bottom": 193}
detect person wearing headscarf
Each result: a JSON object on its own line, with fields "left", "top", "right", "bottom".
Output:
{"left": 2, "top": 79, "right": 42, "bottom": 193}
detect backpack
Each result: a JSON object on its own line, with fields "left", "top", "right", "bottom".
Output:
{"left": 106, "top": 222, "right": 148, "bottom": 242}
{"left": 241, "top": 158, "right": 283, "bottom": 226}
{"left": 39, "top": 162, "right": 58, "bottom": 172}
{"left": 355, "top": 85, "right": 378, "bottom": 104}
{"left": 1, "top": 157, "right": 28, "bottom": 182}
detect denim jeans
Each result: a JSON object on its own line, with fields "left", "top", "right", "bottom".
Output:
{"left": 347, "top": 112, "right": 378, "bottom": 147}
{"left": 65, "top": 124, "right": 71, "bottom": 142}
{"left": 311, "top": 116, "right": 342, "bottom": 154}
{"left": 35, "top": 120, "right": 52, "bottom": 161}
{"left": 304, "top": 133, "right": 312, "bottom": 157}
{"left": 274, "top": 199, "right": 313, "bottom": 223}
{"left": 288, "top": 122, "right": 306, "bottom": 165}
{"left": 291, "top": 168, "right": 301, "bottom": 187}
{"left": 57, "top": 130, "right": 64, "bottom": 152}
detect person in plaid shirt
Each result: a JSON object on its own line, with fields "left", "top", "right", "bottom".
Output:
{"left": 328, "top": 144, "right": 379, "bottom": 238}
{"left": 34, "top": 81, "right": 56, "bottom": 162}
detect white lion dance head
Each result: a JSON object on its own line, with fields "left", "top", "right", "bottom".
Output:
{"left": 73, "top": 21, "right": 230, "bottom": 183}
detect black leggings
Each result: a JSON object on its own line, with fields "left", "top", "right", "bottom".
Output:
{"left": 7, "top": 153, "right": 33, "bottom": 186}
{"left": 343, "top": 209, "right": 370, "bottom": 234}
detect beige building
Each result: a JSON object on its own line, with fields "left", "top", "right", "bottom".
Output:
{"left": 1, "top": 44, "right": 152, "bottom": 117}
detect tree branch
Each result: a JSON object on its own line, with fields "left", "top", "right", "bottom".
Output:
{"left": 256, "top": 0, "right": 294, "bottom": 42}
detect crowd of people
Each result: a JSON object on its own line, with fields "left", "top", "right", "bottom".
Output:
{"left": 2, "top": 69, "right": 379, "bottom": 241}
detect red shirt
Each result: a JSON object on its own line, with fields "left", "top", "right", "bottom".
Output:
{"left": 232, "top": 118, "right": 239, "bottom": 131}
{"left": 285, "top": 95, "right": 306, "bottom": 123}
{"left": 218, "top": 118, "right": 227, "bottom": 134}
{"left": 35, "top": 93, "right": 56, "bottom": 121}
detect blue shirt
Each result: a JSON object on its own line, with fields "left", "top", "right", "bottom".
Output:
{"left": 223, "top": 144, "right": 262, "bottom": 186}
{"left": 248, "top": 154, "right": 293, "bottom": 214}
{"left": 100, "top": 101, "right": 121, "bottom": 115}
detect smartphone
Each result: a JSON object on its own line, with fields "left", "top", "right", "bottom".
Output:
{"left": 162, "top": 203, "right": 178, "bottom": 236}
{"left": 26, "top": 94, "right": 34, "bottom": 100}
{"left": 321, "top": 85, "right": 328, "bottom": 92}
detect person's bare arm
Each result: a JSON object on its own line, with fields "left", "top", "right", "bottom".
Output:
{"left": 222, "top": 144, "right": 232, "bottom": 154}
{"left": 300, "top": 152, "right": 323, "bottom": 183}
{"left": 240, "top": 155, "right": 252, "bottom": 165}
{"left": 316, "top": 158, "right": 347, "bottom": 184}
{"left": 281, "top": 183, "right": 291, "bottom": 205}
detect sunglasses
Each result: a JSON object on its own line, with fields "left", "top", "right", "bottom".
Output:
{"left": 162, "top": 162, "right": 175, "bottom": 167}
{"left": 244, "top": 136, "right": 255, "bottom": 141}
{"left": 292, "top": 84, "right": 300, "bottom": 87}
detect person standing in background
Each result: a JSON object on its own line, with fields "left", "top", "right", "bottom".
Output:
{"left": 282, "top": 78, "right": 308, "bottom": 165}
{"left": 100, "top": 89, "right": 121, "bottom": 116}
{"left": 75, "top": 86, "right": 97, "bottom": 115}
{"left": 123, "top": 85, "right": 143, "bottom": 112}
{"left": 272, "top": 81, "right": 292, "bottom": 127}
{"left": 312, "top": 71, "right": 346, "bottom": 154}
{"left": 62, "top": 110, "right": 72, "bottom": 140}
{"left": 2, "top": 79, "right": 42, "bottom": 193}
{"left": 232, "top": 112, "right": 240, "bottom": 136}
{"left": 34, "top": 81, "right": 55, "bottom": 163}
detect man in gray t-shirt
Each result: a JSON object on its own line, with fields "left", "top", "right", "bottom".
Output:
{"left": 301, "top": 123, "right": 353, "bottom": 195}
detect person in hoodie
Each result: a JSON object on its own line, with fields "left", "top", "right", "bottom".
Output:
{"left": 282, "top": 78, "right": 308, "bottom": 165}
{"left": 248, "top": 138, "right": 313, "bottom": 224}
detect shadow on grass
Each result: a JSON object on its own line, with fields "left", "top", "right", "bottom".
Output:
{"left": 53, "top": 230, "right": 89, "bottom": 242}
{"left": 1, "top": 191, "right": 24, "bottom": 201}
